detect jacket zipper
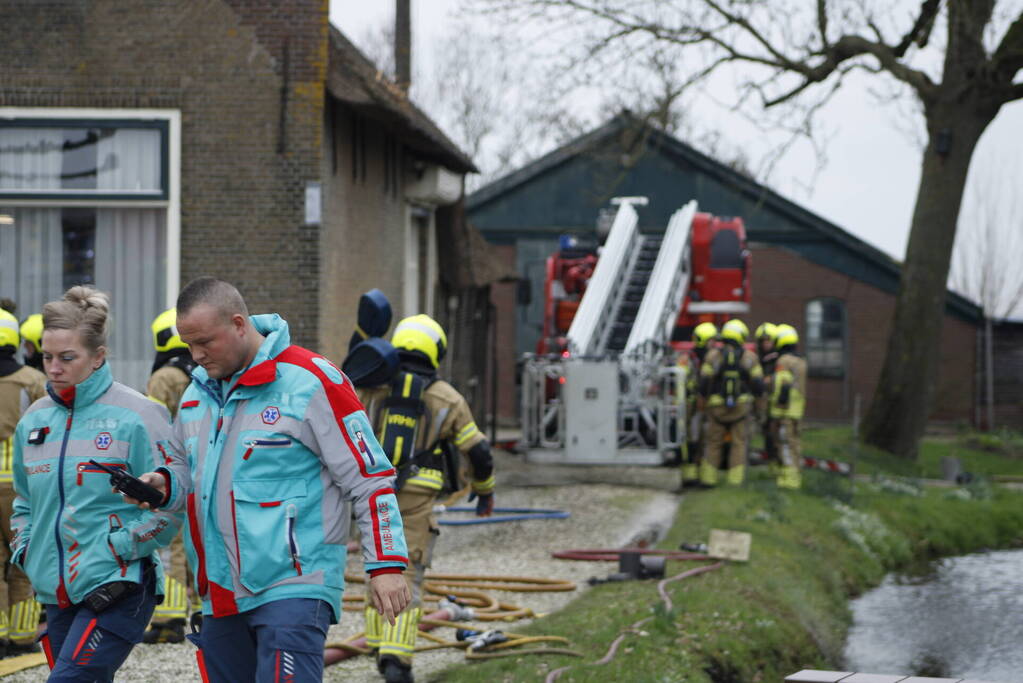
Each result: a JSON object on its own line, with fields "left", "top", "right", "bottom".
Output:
{"left": 242, "top": 438, "right": 291, "bottom": 460}
{"left": 286, "top": 504, "right": 302, "bottom": 576}
{"left": 53, "top": 407, "right": 73, "bottom": 606}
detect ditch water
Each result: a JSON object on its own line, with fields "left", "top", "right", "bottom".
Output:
{"left": 843, "top": 549, "right": 1023, "bottom": 681}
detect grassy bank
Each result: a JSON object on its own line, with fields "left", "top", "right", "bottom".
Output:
{"left": 439, "top": 430, "right": 1023, "bottom": 683}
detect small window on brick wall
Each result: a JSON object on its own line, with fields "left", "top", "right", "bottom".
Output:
{"left": 805, "top": 298, "right": 846, "bottom": 378}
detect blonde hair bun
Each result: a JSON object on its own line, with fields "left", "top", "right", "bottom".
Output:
{"left": 43, "top": 286, "right": 112, "bottom": 352}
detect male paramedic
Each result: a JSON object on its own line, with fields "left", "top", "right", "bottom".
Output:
{"left": 135, "top": 277, "right": 411, "bottom": 682}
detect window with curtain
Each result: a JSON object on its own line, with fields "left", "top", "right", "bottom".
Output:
{"left": 0, "top": 123, "right": 165, "bottom": 198}
{"left": 805, "top": 298, "right": 846, "bottom": 378}
{"left": 0, "top": 118, "right": 170, "bottom": 391}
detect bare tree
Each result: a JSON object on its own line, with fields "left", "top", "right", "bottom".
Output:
{"left": 471, "top": 0, "right": 1023, "bottom": 458}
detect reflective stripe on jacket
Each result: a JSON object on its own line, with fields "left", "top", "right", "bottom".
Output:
{"left": 11, "top": 363, "right": 182, "bottom": 607}
{"left": 1, "top": 365, "right": 47, "bottom": 482}
{"left": 162, "top": 314, "right": 408, "bottom": 621}
{"left": 769, "top": 352, "right": 807, "bottom": 420}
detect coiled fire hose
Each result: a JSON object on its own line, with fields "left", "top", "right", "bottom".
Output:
{"left": 324, "top": 573, "right": 580, "bottom": 665}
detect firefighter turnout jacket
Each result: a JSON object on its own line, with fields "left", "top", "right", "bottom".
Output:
{"left": 770, "top": 352, "right": 807, "bottom": 420}
{"left": 147, "top": 358, "right": 194, "bottom": 420}
{"left": 159, "top": 314, "right": 408, "bottom": 621}
{"left": 357, "top": 377, "right": 494, "bottom": 495}
{"left": 699, "top": 343, "right": 764, "bottom": 407}
{"left": 1, "top": 365, "right": 46, "bottom": 483}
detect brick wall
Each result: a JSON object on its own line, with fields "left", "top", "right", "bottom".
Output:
{"left": 0, "top": 0, "right": 327, "bottom": 348}
{"left": 749, "top": 244, "right": 977, "bottom": 423}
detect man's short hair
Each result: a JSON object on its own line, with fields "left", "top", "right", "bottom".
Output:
{"left": 177, "top": 277, "right": 249, "bottom": 321}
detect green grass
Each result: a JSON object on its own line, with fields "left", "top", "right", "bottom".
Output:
{"left": 799, "top": 426, "right": 1023, "bottom": 480}
{"left": 436, "top": 431, "right": 1023, "bottom": 683}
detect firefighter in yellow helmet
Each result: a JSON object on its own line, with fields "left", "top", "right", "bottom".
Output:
{"left": 769, "top": 324, "right": 807, "bottom": 489}
{"left": 677, "top": 322, "right": 717, "bottom": 486}
{"left": 754, "top": 322, "right": 779, "bottom": 469}
{"left": 355, "top": 314, "right": 495, "bottom": 683}
{"left": 698, "top": 319, "right": 764, "bottom": 486}
{"left": 142, "top": 308, "right": 196, "bottom": 644}
{"left": 19, "top": 314, "right": 44, "bottom": 372}
{"left": 0, "top": 308, "right": 46, "bottom": 655}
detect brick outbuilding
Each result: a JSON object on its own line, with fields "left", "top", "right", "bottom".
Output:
{"left": 468, "top": 114, "right": 982, "bottom": 424}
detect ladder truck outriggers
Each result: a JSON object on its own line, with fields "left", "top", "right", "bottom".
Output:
{"left": 520, "top": 197, "right": 751, "bottom": 465}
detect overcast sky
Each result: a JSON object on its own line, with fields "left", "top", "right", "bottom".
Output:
{"left": 329, "top": 1, "right": 1023, "bottom": 269}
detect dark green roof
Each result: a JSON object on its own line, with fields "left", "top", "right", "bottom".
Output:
{"left": 467, "top": 114, "right": 981, "bottom": 324}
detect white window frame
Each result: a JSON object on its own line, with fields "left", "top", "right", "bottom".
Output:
{"left": 403, "top": 203, "right": 437, "bottom": 319}
{"left": 0, "top": 107, "right": 181, "bottom": 307}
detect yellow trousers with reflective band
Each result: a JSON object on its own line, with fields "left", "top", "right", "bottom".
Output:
{"left": 151, "top": 534, "right": 190, "bottom": 622}
{"left": 701, "top": 404, "right": 749, "bottom": 486}
{"left": 772, "top": 418, "right": 802, "bottom": 489}
{"left": 364, "top": 485, "right": 438, "bottom": 666}
{"left": 0, "top": 480, "right": 39, "bottom": 644}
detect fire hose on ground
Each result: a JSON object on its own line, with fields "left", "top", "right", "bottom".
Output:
{"left": 544, "top": 548, "right": 726, "bottom": 682}
{"left": 324, "top": 573, "right": 580, "bottom": 666}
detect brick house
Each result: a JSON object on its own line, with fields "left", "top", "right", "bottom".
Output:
{"left": 1, "top": 1, "right": 501, "bottom": 413}
{"left": 468, "top": 114, "right": 983, "bottom": 424}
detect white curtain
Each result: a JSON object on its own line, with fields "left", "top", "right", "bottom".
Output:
{"left": 95, "top": 208, "right": 167, "bottom": 392}
{"left": 96, "top": 128, "right": 160, "bottom": 193}
{"left": 0, "top": 128, "right": 63, "bottom": 192}
{"left": 0, "top": 207, "right": 64, "bottom": 320}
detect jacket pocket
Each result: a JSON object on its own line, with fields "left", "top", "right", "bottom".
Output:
{"left": 106, "top": 514, "right": 128, "bottom": 577}
{"left": 77, "top": 461, "right": 125, "bottom": 486}
{"left": 231, "top": 478, "right": 307, "bottom": 594}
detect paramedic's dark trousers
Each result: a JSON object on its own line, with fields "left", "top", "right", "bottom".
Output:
{"left": 189, "top": 597, "right": 331, "bottom": 682}
{"left": 42, "top": 569, "right": 157, "bottom": 682}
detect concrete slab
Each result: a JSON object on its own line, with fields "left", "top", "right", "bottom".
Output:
{"left": 785, "top": 671, "right": 856, "bottom": 682}
{"left": 839, "top": 675, "right": 908, "bottom": 683}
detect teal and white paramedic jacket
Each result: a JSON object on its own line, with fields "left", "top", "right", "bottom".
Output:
{"left": 11, "top": 362, "right": 182, "bottom": 607}
{"left": 160, "top": 314, "right": 408, "bottom": 621}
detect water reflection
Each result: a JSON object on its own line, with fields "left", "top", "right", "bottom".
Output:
{"left": 844, "top": 549, "right": 1023, "bottom": 681}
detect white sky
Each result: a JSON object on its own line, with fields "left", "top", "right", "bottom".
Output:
{"left": 329, "top": 1, "right": 1023, "bottom": 268}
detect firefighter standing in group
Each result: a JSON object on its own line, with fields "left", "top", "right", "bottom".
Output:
{"left": 698, "top": 318, "right": 764, "bottom": 487}
{"left": 0, "top": 309, "right": 46, "bottom": 656}
{"left": 769, "top": 324, "right": 807, "bottom": 490}
{"left": 19, "top": 314, "right": 44, "bottom": 373}
{"left": 355, "top": 315, "right": 495, "bottom": 683}
{"left": 141, "top": 308, "right": 195, "bottom": 644}
{"left": 678, "top": 322, "right": 718, "bottom": 485}
{"left": 754, "top": 322, "right": 779, "bottom": 469}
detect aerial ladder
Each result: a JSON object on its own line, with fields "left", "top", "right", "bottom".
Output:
{"left": 522, "top": 198, "right": 700, "bottom": 465}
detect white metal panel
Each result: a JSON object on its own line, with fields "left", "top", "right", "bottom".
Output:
{"left": 562, "top": 360, "right": 618, "bottom": 462}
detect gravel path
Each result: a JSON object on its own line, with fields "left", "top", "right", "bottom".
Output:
{"left": 4, "top": 459, "right": 679, "bottom": 682}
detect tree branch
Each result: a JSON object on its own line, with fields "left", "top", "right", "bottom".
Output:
{"left": 893, "top": 0, "right": 942, "bottom": 57}
{"left": 992, "top": 11, "right": 1023, "bottom": 81}
{"left": 1002, "top": 81, "right": 1023, "bottom": 103}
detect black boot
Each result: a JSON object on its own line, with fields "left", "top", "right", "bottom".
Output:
{"left": 142, "top": 618, "right": 186, "bottom": 644}
{"left": 379, "top": 655, "right": 414, "bottom": 683}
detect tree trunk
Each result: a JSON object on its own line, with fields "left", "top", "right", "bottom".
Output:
{"left": 861, "top": 105, "right": 991, "bottom": 458}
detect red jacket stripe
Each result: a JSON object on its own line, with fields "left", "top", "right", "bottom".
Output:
{"left": 274, "top": 346, "right": 395, "bottom": 479}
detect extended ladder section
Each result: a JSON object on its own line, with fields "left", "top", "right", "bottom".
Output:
{"left": 566, "top": 199, "right": 642, "bottom": 355}
{"left": 623, "top": 200, "right": 696, "bottom": 354}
